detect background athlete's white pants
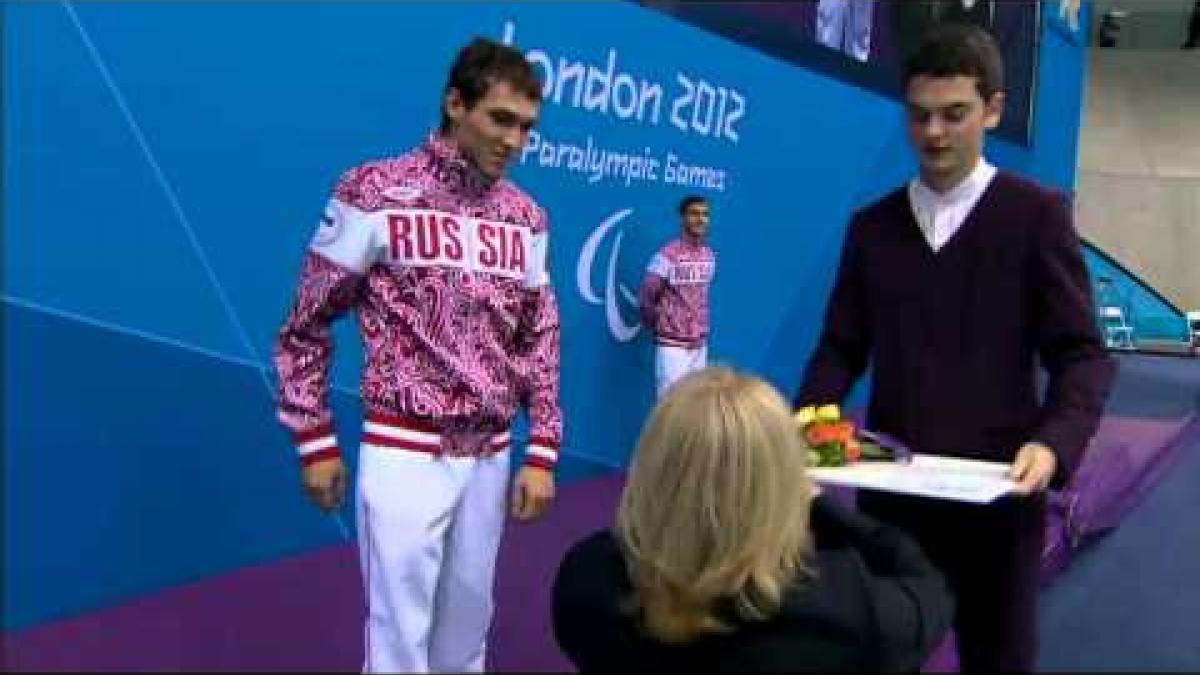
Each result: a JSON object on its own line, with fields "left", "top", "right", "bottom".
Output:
{"left": 655, "top": 343, "right": 708, "bottom": 398}
{"left": 355, "top": 444, "right": 511, "bottom": 673}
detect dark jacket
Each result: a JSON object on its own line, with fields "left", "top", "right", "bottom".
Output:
{"left": 551, "top": 494, "right": 953, "bottom": 673}
{"left": 796, "top": 172, "right": 1115, "bottom": 489}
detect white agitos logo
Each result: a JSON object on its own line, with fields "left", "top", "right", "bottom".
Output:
{"left": 576, "top": 208, "right": 642, "bottom": 343}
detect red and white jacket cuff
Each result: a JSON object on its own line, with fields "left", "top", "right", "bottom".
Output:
{"left": 524, "top": 437, "right": 560, "bottom": 470}
{"left": 294, "top": 424, "right": 340, "bottom": 466}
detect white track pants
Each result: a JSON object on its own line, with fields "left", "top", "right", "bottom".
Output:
{"left": 355, "top": 444, "right": 511, "bottom": 673}
{"left": 655, "top": 343, "right": 708, "bottom": 398}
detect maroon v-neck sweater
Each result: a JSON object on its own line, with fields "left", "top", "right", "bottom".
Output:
{"left": 797, "top": 172, "right": 1115, "bottom": 487}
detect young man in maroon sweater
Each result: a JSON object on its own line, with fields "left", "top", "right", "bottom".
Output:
{"left": 795, "top": 23, "right": 1114, "bottom": 673}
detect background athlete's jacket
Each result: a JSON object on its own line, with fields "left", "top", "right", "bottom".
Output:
{"left": 638, "top": 237, "right": 716, "bottom": 349}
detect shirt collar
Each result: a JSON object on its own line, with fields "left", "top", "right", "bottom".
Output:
{"left": 912, "top": 157, "right": 996, "bottom": 209}
{"left": 422, "top": 131, "right": 494, "bottom": 197}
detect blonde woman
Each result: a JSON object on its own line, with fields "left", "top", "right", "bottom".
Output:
{"left": 552, "top": 367, "right": 952, "bottom": 672}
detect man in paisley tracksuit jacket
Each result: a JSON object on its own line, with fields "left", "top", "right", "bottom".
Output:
{"left": 273, "top": 38, "right": 561, "bottom": 674}
{"left": 639, "top": 195, "right": 717, "bottom": 398}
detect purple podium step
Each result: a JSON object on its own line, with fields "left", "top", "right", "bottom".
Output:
{"left": 5, "top": 409, "right": 1193, "bottom": 672}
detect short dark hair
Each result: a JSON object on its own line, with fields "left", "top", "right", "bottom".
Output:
{"left": 440, "top": 37, "right": 543, "bottom": 132}
{"left": 902, "top": 22, "right": 1004, "bottom": 101}
{"left": 679, "top": 195, "right": 708, "bottom": 215}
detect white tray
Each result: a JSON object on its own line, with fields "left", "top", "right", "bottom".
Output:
{"left": 808, "top": 453, "right": 1018, "bottom": 504}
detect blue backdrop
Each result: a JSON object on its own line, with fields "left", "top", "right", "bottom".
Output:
{"left": 3, "top": 0, "right": 1091, "bottom": 630}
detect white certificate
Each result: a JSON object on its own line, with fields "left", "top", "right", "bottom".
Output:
{"left": 807, "top": 453, "right": 1018, "bottom": 504}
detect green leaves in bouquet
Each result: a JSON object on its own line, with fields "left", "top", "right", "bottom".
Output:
{"left": 813, "top": 441, "right": 848, "bottom": 467}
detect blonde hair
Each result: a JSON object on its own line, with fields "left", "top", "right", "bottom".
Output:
{"left": 615, "top": 366, "right": 817, "bottom": 643}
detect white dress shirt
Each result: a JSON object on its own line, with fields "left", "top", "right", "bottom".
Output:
{"left": 908, "top": 159, "right": 998, "bottom": 253}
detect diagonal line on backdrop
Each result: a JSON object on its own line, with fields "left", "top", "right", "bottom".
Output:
{"left": 60, "top": 1, "right": 350, "bottom": 540}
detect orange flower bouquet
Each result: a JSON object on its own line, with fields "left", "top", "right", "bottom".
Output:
{"left": 793, "top": 404, "right": 891, "bottom": 467}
